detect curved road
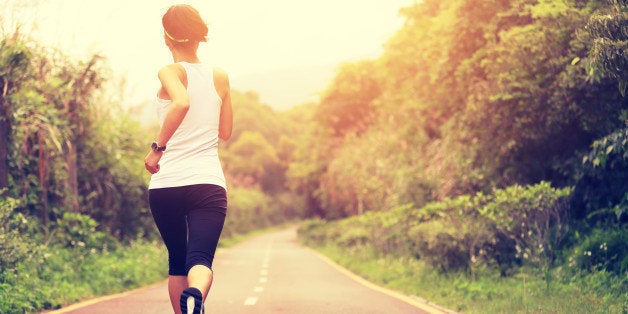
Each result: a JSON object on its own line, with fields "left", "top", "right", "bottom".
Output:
{"left": 49, "top": 227, "right": 451, "bottom": 314}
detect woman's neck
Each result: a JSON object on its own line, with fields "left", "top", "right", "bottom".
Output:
{"left": 171, "top": 48, "right": 200, "bottom": 64}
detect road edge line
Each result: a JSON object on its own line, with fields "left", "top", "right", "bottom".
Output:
{"left": 41, "top": 279, "right": 168, "bottom": 314}
{"left": 305, "top": 247, "right": 457, "bottom": 314}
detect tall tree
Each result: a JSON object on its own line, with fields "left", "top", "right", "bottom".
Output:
{"left": 584, "top": 0, "right": 628, "bottom": 95}
{"left": 0, "top": 36, "right": 30, "bottom": 192}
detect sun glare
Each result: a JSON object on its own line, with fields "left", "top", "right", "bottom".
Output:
{"left": 10, "top": 0, "right": 415, "bottom": 109}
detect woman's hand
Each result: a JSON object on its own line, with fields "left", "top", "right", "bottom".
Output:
{"left": 144, "top": 151, "right": 163, "bottom": 174}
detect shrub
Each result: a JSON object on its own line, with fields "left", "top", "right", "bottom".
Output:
{"left": 479, "top": 182, "right": 573, "bottom": 271}
{"left": 296, "top": 218, "right": 328, "bottom": 246}
{"left": 299, "top": 182, "right": 574, "bottom": 276}
{"left": 409, "top": 219, "right": 471, "bottom": 271}
{"left": 0, "top": 195, "right": 33, "bottom": 277}
{"left": 223, "top": 186, "right": 273, "bottom": 237}
{"left": 572, "top": 126, "right": 628, "bottom": 225}
{"left": 53, "top": 212, "right": 117, "bottom": 251}
{"left": 566, "top": 228, "right": 628, "bottom": 276}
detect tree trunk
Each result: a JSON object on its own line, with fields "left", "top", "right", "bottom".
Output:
{"left": 0, "top": 77, "right": 10, "bottom": 192}
{"left": 38, "top": 129, "right": 49, "bottom": 226}
{"left": 0, "top": 99, "right": 9, "bottom": 192}
{"left": 66, "top": 142, "right": 79, "bottom": 212}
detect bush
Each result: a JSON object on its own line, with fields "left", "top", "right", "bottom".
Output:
{"left": 572, "top": 126, "right": 628, "bottom": 225}
{"left": 480, "top": 182, "right": 573, "bottom": 271}
{"left": 299, "top": 182, "right": 574, "bottom": 276}
{"left": 53, "top": 212, "right": 117, "bottom": 251}
{"left": 223, "top": 186, "right": 274, "bottom": 237}
{"left": 0, "top": 196, "right": 33, "bottom": 277}
{"left": 566, "top": 228, "right": 628, "bottom": 276}
{"left": 409, "top": 219, "right": 471, "bottom": 271}
{"left": 0, "top": 238, "right": 166, "bottom": 313}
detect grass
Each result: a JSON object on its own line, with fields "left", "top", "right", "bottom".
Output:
{"left": 311, "top": 244, "right": 627, "bottom": 314}
{"left": 0, "top": 239, "right": 168, "bottom": 313}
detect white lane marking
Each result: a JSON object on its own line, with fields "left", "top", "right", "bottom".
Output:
{"left": 244, "top": 239, "right": 274, "bottom": 307}
{"left": 244, "top": 297, "right": 258, "bottom": 306}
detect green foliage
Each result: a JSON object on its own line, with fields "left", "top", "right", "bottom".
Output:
{"left": 0, "top": 193, "right": 156, "bottom": 313}
{"left": 315, "top": 60, "right": 381, "bottom": 137}
{"left": 53, "top": 212, "right": 116, "bottom": 251}
{"left": 0, "top": 195, "right": 32, "bottom": 277}
{"left": 300, "top": 182, "right": 573, "bottom": 276}
{"left": 290, "top": 0, "right": 628, "bottom": 220}
{"left": 573, "top": 125, "right": 628, "bottom": 224}
{"left": 224, "top": 90, "right": 306, "bottom": 189}
{"left": 0, "top": 239, "right": 165, "bottom": 313}
{"left": 223, "top": 131, "right": 280, "bottom": 188}
{"left": 299, "top": 188, "right": 626, "bottom": 312}
{"left": 480, "top": 183, "right": 573, "bottom": 270}
{"left": 410, "top": 219, "right": 475, "bottom": 271}
{"left": 566, "top": 228, "right": 628, "bottom": 276}
{"left": 403, "top": 183, "right": 573, "bottom": 274}
{"left": 224, "top": 187, "right": 302, "bottom": 236}
{"left": 584, "top": 0, "right": 628, "bottom": 95}
{"left": 216, "top": 91, "right": 309, "bottom": 232}
{"left": 78, "top": 105, "right": 154, "bottom": 240}
{"left": 304, "top": 243, "right": 626, "bottom": 313}
{"left": 222, "top": 186, "right": 277, "bottom": 238}
{"left": 1, "top": 33, "right": 153, "bottom": 243}
{"left": 453, "top": 0, "right": 624, "bottom": 191}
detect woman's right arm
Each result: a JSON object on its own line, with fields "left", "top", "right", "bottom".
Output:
{"left": 144, "top": 64, "right": 189, "bottom": 174}
{"left": 155, "top": 64, "right": 190, "bottom": 146}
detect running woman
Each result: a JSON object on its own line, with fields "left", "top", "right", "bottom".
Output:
{"left": 144, "top": 4, "right": 233, "bottom": 314}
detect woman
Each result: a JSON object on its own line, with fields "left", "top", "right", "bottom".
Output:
{"left": 144, "top": 4, "right": 233, "bottom": 314}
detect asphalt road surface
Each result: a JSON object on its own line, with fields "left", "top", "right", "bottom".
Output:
{"left": 49, "top": 226, "right": 450, "bottom": 314}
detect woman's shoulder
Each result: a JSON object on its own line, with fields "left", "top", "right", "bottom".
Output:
{"left": 158, "top": 63, "right": 186, "bottom": 79}
{"left": 212, "top": 67, "right": 230, "bottom": 97}
{"left": 212, "top": 67, "right": 229, "bottom": 82}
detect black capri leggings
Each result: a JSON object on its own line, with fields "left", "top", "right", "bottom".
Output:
{"left": 149, "top": 184, "right": 227, "bottom": 276}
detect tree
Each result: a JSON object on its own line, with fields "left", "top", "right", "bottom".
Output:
{"left": 58, "top": 55, "right": 105, "bottom": 212}
{"left": 223, "top": 131, "right": 280, "bottom": 189}
{"left": 0, "top": 36, "right": 30, "bottom": 192}
{"left": 440, "top": 0, "right": 626, "bottom": 193}
{"left": 584, "top": 0, "right": 628, "bottom": 95}
{"left": 315, "top": 60, "right": 381, "bottom": 137}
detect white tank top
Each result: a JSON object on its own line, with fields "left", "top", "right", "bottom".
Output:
{"left": 148, "top": 62, "right": 226, "bottom": 190}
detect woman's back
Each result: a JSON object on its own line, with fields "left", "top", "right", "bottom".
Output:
{"left": 149, "top": 62, "right": 226, "bottom": 190}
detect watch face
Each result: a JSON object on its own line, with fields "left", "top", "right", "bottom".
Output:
{"left": 152, "top": 142, "right": 165, "bottom": 152}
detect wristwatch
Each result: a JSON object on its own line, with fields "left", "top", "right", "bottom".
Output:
{"left": 151, "top": 141, "right": 166, "bottom": 152}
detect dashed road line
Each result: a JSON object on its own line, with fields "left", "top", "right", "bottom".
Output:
{"left": 244, "top": 239, "right": 273, "bottom": 306}
{"left": 244, "top": 297, "right": 258, "bottom": 306}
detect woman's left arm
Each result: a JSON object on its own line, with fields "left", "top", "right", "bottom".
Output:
{"left": 214, "top": 68, "right": 233, "bottom": 141}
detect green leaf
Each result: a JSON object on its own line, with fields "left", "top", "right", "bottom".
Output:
{"left": 606, "top": 145, "right": 614, "bottom": 155}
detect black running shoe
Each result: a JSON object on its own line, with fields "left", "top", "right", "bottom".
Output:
{"left": 180, "top": 287, "right": 204, "bottom": 314}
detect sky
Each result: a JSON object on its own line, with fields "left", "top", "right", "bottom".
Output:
{"left": 5, "top": 0, "right": 416, "bottom": 110}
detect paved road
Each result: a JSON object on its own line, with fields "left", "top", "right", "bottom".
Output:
{"left": 50, "top": 227, "right": 449, "bottom": 314}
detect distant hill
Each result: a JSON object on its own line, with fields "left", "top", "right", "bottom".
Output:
{"left": 230, "top": 63, "right": 336, "bottom": 111}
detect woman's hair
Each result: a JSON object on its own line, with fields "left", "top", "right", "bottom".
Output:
{"left": 162, "top": 4, "right": 208, "bottom": 47}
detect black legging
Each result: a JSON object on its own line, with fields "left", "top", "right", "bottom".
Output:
{"left": 149, "top": 184, "right": 227, "bottom": 276}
